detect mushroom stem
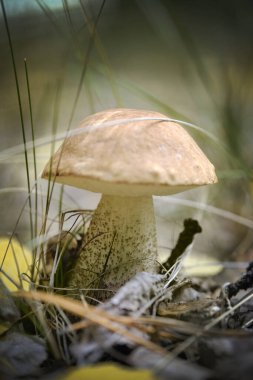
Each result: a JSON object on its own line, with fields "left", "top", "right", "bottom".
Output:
{"left": 68, "top": 195, "right": 158, "bottom": 291}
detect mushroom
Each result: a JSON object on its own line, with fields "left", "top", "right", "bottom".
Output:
{"left": 42, "top": 108, "right": 217, "bottom": 291}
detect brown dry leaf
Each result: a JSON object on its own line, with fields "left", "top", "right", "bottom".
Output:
{"left": 158, "top": 299, "right": 214, "bottom": 317}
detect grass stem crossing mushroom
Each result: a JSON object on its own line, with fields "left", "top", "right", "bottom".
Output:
{"left": 42, "top": 108, "right": 217, "bottom": 292}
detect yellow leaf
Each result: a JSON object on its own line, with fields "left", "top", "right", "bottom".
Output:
{"left": 182, "top": 253, "right": 223, "bottom": 277}
{"left": 60, "top": 363, "right": 156, "bottom": 380}
{"left": 0, "top": 237, "right": 32, "bottom": 291}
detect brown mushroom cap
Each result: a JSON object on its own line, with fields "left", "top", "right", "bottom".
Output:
{"left": 42, "top": 108, "right": 217, "bottom": 196}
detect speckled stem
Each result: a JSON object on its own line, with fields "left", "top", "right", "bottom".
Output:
{"left": 68, "top": 195, "right": 158, "bottom": 291}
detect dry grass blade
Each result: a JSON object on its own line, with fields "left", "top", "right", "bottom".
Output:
{"left": 14, "top": 290, "right": 166, "bottom": 355}
{"left": 156, "top": 197, "right": 253, "bottom": 229}
{"left": 134, "top": 316, "right": 249, "bottom": 338}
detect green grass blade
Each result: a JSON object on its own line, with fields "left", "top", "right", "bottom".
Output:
{"left": 24, "top": 58, "right": 38, "bottom": 242}
{"left": 67, "top": 0, "right": 107, "bottom": 129}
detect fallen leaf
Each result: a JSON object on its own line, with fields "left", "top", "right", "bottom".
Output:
{"left": 0, "top": 237, "right": 32, "bottom": 291}
{"left": 182, "top": 253, "right": 223, "bottom": 277}
{"left": 158, "top": 299, "right": 214, "bottom": 316}
{"left": 60, "top": 363, "right": 156, "bottom": 380}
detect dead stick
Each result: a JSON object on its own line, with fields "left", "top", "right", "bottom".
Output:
{"left": 162, "top": 219, "right": 202, "bottom": 272}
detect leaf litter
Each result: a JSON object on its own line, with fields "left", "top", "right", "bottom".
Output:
{"left": 1, "top": 218, "right": 253, "bottom": 379}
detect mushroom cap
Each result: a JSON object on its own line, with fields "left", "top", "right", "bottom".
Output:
{"left": 42, "top": 108, "right": 217, "bottom": 196}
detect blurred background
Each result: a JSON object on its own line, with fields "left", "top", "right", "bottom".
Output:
{"left": 1, "top": 0, "right": 253, "bottom": 278}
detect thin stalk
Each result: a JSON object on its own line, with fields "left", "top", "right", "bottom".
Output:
{"left": 62, "top": 0, "right": 75, "bottom": 34}
{"left": 79, "top": 0, "right": 122, "bottom": 106}
{"left": 33, "top": 0, "right": 107, "bottom": 282}
{"left": 85, "top": 74, "right": 96, "bottom": 113}
{"left": 47, "top": 184, "right": 65, "bottom": 288}
{"left": 0, "top": 190, "right": 33, "bottom": 273}
{"left": 58, "top": 185, "right": 64, "bottom": 220}
{"left": 43, "top": 82, "right": 62, "bottom": 227}
{"left": 67, "top": 0, "right": 106, "bottom": 130}
{"left": 0, "top": 0, "right": 33, "bottom": 242}
{"left": 36, "top": 0, "right": 64, "bottom": 37}
{"left": 24, "top": 58, "right": 38, "bottom": 242}
{"left": 34, "top": 82, "right": 62, "bottom": 283}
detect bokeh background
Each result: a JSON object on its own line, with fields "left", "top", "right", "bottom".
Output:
{"left": 1, "top": 0, "right": 253, "bottom": 277}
